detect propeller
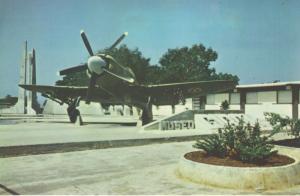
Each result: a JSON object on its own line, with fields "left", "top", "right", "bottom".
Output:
{"left": 59, "top": 30, "right": 129, "bottom": 104}
{"left": 79, "top": 31, "right": 100, "bottom": 104}
{"left": 80, "top": 30, "right": 94, "bottom": 56}
{"left": 109, "top": 32, "right": 128, "bottom": 50}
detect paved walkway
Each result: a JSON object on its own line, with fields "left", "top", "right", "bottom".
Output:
{"left": 1, "top": 142, "right": 300, "bottom": 195}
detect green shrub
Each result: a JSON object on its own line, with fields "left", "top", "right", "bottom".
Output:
{"left": 193, "top": 134, "right": 227, "bottom": 157}
{"left": 265, "top": 112, "right": 300, "bottom": 138}
{"left": 220, "top": 100, "right": 229, "bottom": 111}
{"left": 193, "top": 117, "right": 278, "bottom": 163}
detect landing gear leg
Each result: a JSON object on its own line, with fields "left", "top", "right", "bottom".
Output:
{"left": 67, "top": 97, "right": 81, "bottom": 123}
{"left": 141, "top": 98, "right": 153, "bottom": 125}
{"left": 141, "top": 107, "right": 153, "bottom": 125}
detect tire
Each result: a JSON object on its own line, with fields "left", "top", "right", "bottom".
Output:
{"left": 68, "top": 108, "right": 80, "bottom": 123}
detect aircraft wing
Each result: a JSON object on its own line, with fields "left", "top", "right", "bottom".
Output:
{"left": 19, "top": 84, "right": 114, "bottom": 104}
{"left": 142, "top": 80, "right": 236, "bottom": 105}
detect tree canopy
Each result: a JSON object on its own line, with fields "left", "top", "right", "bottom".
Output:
{"left": 155, "top": 44, "right": 239, "bottom": 84}
{"left": 56, "top": 71, "right": 89, "bottom": 86}
{"left": 56, "top": 43, "right": 239, "bottom": 86}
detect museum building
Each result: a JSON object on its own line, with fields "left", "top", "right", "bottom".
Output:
{"left": 193, "top": 81, "right": 300, "bottom": 120}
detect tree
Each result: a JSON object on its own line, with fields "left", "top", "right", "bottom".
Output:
{"left": 213, "top": 72, "right": 239, "bottom": 84}
{"left": 158, "top": 44, "right": 239, "bottom": 84}
{"left": 56, "top": 71, "right": 89, "bottom": 86}
{"left": 144, "top": 65, "right": 164, "bottom": 84}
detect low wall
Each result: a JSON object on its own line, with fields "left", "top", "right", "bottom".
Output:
{"left": 177, "top": 147, "right": 300, "bottom": 191}
{"left": 245, "top": 103, "right": 293, "bottom": 118}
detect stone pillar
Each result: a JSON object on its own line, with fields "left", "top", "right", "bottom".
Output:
{"left": 27, "top": 49, "right": 38, "bottom": 114}
{"left": 14, "top": 41, "right": 28, "bottom": 114}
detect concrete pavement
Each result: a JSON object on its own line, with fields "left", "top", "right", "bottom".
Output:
{"left": 0, "top": 115, "right": 213, "bottom": 147}
{"left": 1, "top": 115, "right": 300, "bottom": 194}
{"left": 2, "top": 142, "right": 300, "bottom": 194}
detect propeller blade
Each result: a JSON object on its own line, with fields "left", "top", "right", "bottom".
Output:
{"left": 80, "top": 30, "right": 94, "bottom": 56}
{"left": 86, "top": 74, "right": 97, "bottom": 104}
{"left": 59, "top": 64, "right": 87, "bottom": 76}
{"left": 109, "top": 32, "right": 128, "bottom": 50}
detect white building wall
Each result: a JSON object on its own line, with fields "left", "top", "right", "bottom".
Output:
{"left": 79, "top": 102, "right": 103, "bottom": 115}
{"left": 43, "top": 100, "right": 67, "bottom": 115}
{"left": 244, "top": 91, "right": 292, "bottom": 118}
{"left": 205, "top": 104, "right": 240, "bottom": 110}
{"left": 258, "top": 91, "right": 276, "bottom": 103}
{"left": 152, "top": 98, "right": 193, "bottom": 116}
{"left": 205, "top": 93, "right": 240, "bottom": 110}
{"left": 204, "top": 90, "right": 293, "bottom": 118}
{"left": 245, "top": 104, "right": 292, "bottom": 118}
{"left": 43, "top": 99, "right": 103, "bottom": 115}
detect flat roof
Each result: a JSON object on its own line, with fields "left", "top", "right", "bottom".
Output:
{"left": 236, "top": 81, "right": 300, "bottom": 89}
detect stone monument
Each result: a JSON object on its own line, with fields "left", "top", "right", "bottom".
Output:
{"left": 0, "top": 41, "right": 41, "bottom": 114}
{"left": 27, "top": 48, "right": 39, "bottom": 114}
{"left": 11, "top": 41, "right": 28, "bottom": 114}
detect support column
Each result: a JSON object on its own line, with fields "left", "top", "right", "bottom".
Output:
{"left": 171, "top": 105, "right": 175, "bottom": 114}
{"left": 199, "top": 96, "right": 206, "bottom": 110}
{"left": 240, "top": 90, "right": 246, "bottom": 113}
{"left": 292, "top": 86, "right": 299, "bottom": 120}
{"left": 14, "top": 41, "right": 28, "bottom": 114}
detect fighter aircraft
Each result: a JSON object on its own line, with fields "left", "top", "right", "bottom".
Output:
{"left": 20, "top": 30, "right": 236, "bottom": 125}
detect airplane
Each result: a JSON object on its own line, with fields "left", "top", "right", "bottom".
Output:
{"left": 20, "top": 30, "right": 236, "bottom": 125}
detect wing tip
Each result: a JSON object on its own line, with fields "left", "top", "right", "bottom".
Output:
{"left": 18, "top": 84, "right": 30, "bottom": 90}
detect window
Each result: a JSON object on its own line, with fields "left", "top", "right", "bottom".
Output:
{"left": 277, "top": 90, "right": 292, "bottom": 104}
{"left": 215, "top": 93, "right": 229, "bottom": 104}
{"left": 246, "top": 92, "right": 258, "bottom": 104}
{"left": 206, "top": 94, "right": 215, "bottom": 105}
{"left": 258, "top": 91, "right": 276, "bottom": 103}
{"left": 230, "top": 93, "right": 240, "bottom": 104}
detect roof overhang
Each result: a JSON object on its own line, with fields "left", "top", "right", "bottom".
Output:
{"left": 235, "top": 81, "right": 300, "bottom": 92}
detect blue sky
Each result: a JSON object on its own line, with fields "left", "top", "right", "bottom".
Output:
{"left": 0, "top": 0, "right": 300, "bottom": 97}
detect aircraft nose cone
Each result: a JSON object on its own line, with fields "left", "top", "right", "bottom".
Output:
{"left": 87, "top": 56, "right": 106, "bottom": 75}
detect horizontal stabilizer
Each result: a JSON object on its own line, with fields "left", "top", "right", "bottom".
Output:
{"left": 59, "top": 64, "right": 87, "bottom": 75}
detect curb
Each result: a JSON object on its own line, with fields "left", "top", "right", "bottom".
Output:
{"left": 0, "top": 134, "right": 210, "bottom": 158}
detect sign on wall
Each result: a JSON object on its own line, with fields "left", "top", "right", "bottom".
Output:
{"left": 160, "top": 120, "right": 195, "bottom": 130}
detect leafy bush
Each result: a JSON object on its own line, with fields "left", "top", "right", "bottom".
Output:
{"left": 194, "top": 117, "right": 278, "bottom": 163}
{"left": 265, "top": 112, "right": 300, "bottom": 138}
{"left": 220, "top": 100, "right": 229, "bottom": 111}
{"left": 193, "top": 134, "right": 227, "bottom": 158}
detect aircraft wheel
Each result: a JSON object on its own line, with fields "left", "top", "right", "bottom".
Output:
{"left": 68, "top": 108, "right": 80, "bottom": 123}
{"left": 141, "top": 108, "right": 153, "bottom": 125}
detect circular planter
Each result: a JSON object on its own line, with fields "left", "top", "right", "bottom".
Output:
{"left": 177, "top": 150, "right": 300, "bottom": 191}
